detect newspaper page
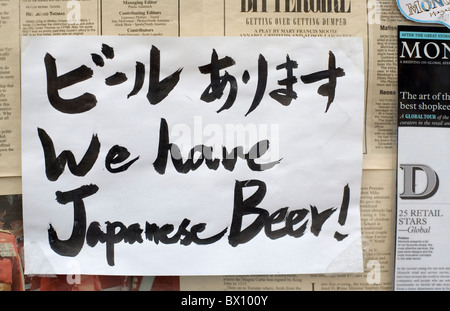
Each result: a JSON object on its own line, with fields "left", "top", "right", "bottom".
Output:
{"left": 364, "top": 0, "right": 414, "bottom": 170}
{"left": 0, "top": 0, "right": 21, "bottom": 177}
{"left": 0, "top": 0, "right": 420, "bottom": 290}
{"left": 395, "top": 25, "right": 450, "bottom": 291}
{"left": 20, "top": 0, "right": 100, "bottom": 36}
{"left": 101, "top": 0, "right": 180, "bottom": 36}
{"left": 0, "top": 177, "right": 21, "bottom": 196}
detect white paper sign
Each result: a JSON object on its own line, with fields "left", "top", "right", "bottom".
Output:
{"left": 22, "top": 36, "right": 364, "bottom": 276}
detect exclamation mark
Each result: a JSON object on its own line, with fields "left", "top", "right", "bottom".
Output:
{"left": 334, "top": 184, "right": 350, "bottom": 241}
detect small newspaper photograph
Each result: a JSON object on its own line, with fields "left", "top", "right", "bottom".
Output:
{"left": 395, "top": 25, "right": 450, "bottom": 290}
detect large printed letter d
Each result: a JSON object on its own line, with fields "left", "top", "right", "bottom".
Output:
{"left": 399, "top": 164, "right": 439, "bottom": 199}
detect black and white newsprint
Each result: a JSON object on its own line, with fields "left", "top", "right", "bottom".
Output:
{"left": 396, "top": 25, "right": 450, "bottom": 291}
